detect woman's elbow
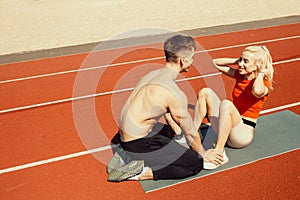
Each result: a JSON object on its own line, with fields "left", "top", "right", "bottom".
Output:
{"left": 252, "top": 88, "right": 265, "bottom": 98}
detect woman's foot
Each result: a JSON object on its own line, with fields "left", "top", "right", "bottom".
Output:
{"left": 203, "top": 150, "right": 229, "bottom": 170}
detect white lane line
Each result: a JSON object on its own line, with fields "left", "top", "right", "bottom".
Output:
{"left": 0, "top": 73, "right": 221, "bottom": 114}
{"left": 1, "top": 35, "right": 299, "bottom": 84}
{"left": 271, "top": 57, "right": 300, "bottom": 65}
{"left": 0, "top": 87, "right": 135, "bottom": 114}
{"left": 0, "top": 57, "right": 162, "bottom": 84}
{"left": 0, "top": 58, "right": 299, "bottom": 114}
{"left": 202, "top": 35, "right": 300, "bottom": 52}
{"left": 0, "top": 102, "right": 299, "bottom": 175}
{"left": 0, "top": 145, "right": 114, "bottom": 175}
{"left": 260, "top": 102, "right": 300, "bottom": 114}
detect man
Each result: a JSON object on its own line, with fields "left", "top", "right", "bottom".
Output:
{"left": 112, "top": 34, "right": 223, "bottom": 181}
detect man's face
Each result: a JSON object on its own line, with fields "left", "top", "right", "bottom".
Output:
{"left": 181, "top": 49, "right": 195, "bottom": 72}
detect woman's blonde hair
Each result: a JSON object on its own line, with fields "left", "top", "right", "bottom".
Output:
{"left": 243, "top": 45, "right": 274, "bottom": 89}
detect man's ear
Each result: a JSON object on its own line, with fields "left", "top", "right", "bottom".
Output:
{"left": 179, "top": 56, "right": 185, "bottom": 66}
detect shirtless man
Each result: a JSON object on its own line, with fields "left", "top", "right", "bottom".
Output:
{"left": 117, "top": 35, "right": 223, "bottom": 181}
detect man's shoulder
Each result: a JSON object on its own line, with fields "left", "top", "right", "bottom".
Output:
{"left": 136, "top": 68, "right": 161, "bottom": 86}
{"left": 150, "top": 82, "right": 186, "bottom": 100}
{"left": 147, "top": 80, "right": 180, "bottom": 92}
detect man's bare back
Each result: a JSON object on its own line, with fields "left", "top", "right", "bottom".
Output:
{"left": 119, "top": 66, "right": 186, "bottom": 141}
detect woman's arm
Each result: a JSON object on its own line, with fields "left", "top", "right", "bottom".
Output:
{"left": 212, "top": 58, "right": 239, "bottom": 78}
{"left": 252, "top": 69, "right": 270, "bottom": 98}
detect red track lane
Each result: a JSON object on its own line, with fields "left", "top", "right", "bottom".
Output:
{"left": 1, "top": 23, "right": 300, "bottom": 199}
{"left": 1, "top": 23, "right": 299, "bottom": 81}
{"left": 0, "top": 28, "right": 299, "bottom": 110}
{"left": 1, "top": 148, "right": 299, "bottom": 199}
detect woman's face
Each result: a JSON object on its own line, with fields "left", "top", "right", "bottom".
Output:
{"left": 238, "top": 51, "right": 257, "bottom": 75}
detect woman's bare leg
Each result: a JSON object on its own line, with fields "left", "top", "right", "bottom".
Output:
{"left": 194, "top": 88, "right": 220, "bottom": 131}
{"left": 214, "top": 100, "right": 242, "bottom": 151}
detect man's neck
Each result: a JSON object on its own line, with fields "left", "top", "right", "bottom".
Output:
{"left": 165, "top": 62, "right": 180, "bottom": 80}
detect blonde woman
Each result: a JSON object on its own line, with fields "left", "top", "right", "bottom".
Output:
{"left": 194, "top": 46, "right": 274, "bottom": 170}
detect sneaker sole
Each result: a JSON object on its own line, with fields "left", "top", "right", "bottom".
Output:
{"left": 108, "top": 160, "right": 144, "bottom": 182}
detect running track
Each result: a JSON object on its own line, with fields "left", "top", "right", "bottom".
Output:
{"left": 1, "top": 23, "right": 300, "bottom": 200}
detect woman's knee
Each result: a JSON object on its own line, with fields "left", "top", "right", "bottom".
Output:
{"left": 198, "top": 87, "right": 212, "bottom": 98}
{"left": 220, "top": 99, "right": 234, "bottom": 109}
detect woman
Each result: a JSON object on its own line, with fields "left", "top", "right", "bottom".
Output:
{"left": 194, "top": 45, "right": 274, "bottom": 169}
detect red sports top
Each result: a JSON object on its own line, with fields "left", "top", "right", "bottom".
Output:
{"left": 232, "top": 71, "right": 270, "bottom": 119}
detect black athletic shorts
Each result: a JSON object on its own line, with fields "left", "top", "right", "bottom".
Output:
{"left": 119, "top": 123, "right": 203, "bottom": 180}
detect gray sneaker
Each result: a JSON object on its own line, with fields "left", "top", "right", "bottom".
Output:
{"left": 108, "top": 160, "right": 144, "bottom": 182}
{"left": 107, "top": 148, "right": 129, "bottom": 174}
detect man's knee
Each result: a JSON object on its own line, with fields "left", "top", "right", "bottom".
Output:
{"left": 191, "top": 155, "right": 204, "bottom": 174}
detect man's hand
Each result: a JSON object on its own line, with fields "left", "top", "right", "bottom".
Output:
{"left": 202, "top": 149, "right": 224, "bottom": 165}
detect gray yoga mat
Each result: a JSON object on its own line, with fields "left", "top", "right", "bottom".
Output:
{"left": 139, "top": 110, "right": 300, "bottom": 193}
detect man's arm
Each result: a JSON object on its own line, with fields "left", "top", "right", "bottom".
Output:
{"left": 165, "top": 89, "right": 206, "bottom": 155}
{"left": 164, "top": 87, "right": 223, "bottom": 164}
{"left": 165, "top": 112, "right": 182, "bottom": 136}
